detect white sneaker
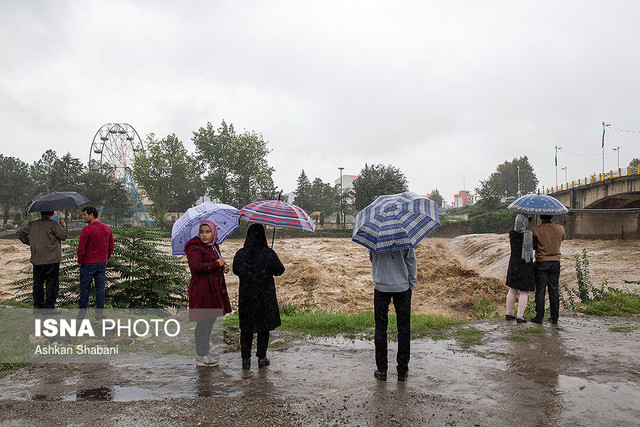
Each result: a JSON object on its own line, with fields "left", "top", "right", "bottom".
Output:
{"left": 195, "top": 355, "right": 219, "bottom": 367}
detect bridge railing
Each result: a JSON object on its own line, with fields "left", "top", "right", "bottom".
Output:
{"left": 541, "top": 165, "right": 640, "bottom": 194}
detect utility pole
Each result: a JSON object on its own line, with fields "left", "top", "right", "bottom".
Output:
{"left": 613, "top": 146, "right": 620, "bottom": 171}
{"left": 517, "top": 166, "right": 521, "bottom": 196}
{"left": 555, "top": 145, "right": 562, "bottom": 189}
{"left": 602, "top": 122, "right": 611, "bottom": 177}
{"left": 338, "top": 167, "right": 344, "bottom": 228}
{"left": 561, "top": 166, "right": 567, "bottom": 184}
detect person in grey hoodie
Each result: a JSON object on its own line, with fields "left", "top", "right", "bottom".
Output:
{"left": 370, "top": 248, "right": 417, "bottom": 382}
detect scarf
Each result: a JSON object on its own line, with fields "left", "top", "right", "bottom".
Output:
{"left": 514, "top": 214, "right": 533, "bottom": 263}
{"left": 199, "top": 220, "right": 218, "bottom": 246}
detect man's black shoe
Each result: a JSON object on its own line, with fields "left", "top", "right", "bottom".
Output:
{"left": 530, "top": 317, "right": 543, "bottom": 324}
{"left": 397, "top": 371, "right": 408, "bottom": 382}
{"left": 374, "top": 370, "right": 387, "bottom": 381}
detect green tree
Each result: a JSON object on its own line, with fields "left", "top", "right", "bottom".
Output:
{"left": 430, "top": 188, "right": 443, "bottom": 207}
{"left": 353, "top": 164, "right": 408, "bottom": 211}
{"left": 78, "top": 168, "right": 131, "bottom": 225}
{"left": 294, "top": 170, "right": 312, "bottom": 212}
{"left": 0, "top": 155, "right": 33, "bottom": 226}
{"left": 475, "top": 175, "right": 502, "bottom": 212}
{"left": 486, "top": 156, "right": 538, "bottom": 198}
{"left": 30, "top": 149, "right": 58, "bottom": 195}
{"left": 193, "top": 120, "right": 276, "bottom": 206}
{"left": 231, "top": 130, "right": 276, "bottom": 207}
{"left": 133, "top": 133, "right": 201, "bottom": 229}
{"left": 49, "top": 153, "right": 84, "bottom": 193}
{"left": 629, "top": 158, "right": 640, "bottom": 171}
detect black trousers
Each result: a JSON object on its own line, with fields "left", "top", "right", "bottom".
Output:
{"left": 33, "top": 263, "right": 60, "bottom": 309}
{"left": 534, "top": 261, "right": 561, "bottom": 322}
{"left": 240, "top": 330, "right": 270, "bottom": 359}
{"left": 374, "top": 288, "right": 412, "bottom": 375}
{"left": 195, "top": 317, "right": 217, "bottom": 357}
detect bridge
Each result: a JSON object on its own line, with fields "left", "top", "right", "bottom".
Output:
{"left": 546, "top": 166, "right": 640, "bottom": 239}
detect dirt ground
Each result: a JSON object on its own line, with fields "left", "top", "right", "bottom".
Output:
{"left": 1, "top": 235, "right": 640, "bottom": 425}
{"left": 0, "top": 315, "right": 639, "bottom": 426}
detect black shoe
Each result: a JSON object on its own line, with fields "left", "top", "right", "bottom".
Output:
{"left": 505, "top": 314, "right": 517, "bottom": 321}
{"left": 549, "top": 319, "right": 558, "bottom": 325}
{"left": 258, "top": 357, "right": 270, "bottom": 368}
{"left": 242, "top": 358, "right": 251, "bottom": 370}
{"left": 374, "top": 370, "right": 387, "bottom": 381}
{"left": 397, "top": 371, "right": 408, "bottom": 381}
{"left": 516, "top": 317, "right": 527, "bottom": 323}
{"left": 530, "top": 317, "right": 543, "bottom": 324}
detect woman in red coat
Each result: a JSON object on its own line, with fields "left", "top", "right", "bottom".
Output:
{"left": 185, "top": 220, "right": 232, "bottom": 366}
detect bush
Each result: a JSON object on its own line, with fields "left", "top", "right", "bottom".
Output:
{"left": 468, "top": 209, "right": 517, "bottom": 234}
{"left": 561, "top": 249, "right": 640, "bottom": 315}
{"left": 10, "top": 227, "right": 188, "bottom": 309}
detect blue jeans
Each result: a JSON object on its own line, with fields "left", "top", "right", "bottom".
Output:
{"left": 79, "top": 262, "right": 107, "bottom": 310}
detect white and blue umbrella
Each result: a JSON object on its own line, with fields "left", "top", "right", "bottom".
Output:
{"left": 171, "top": 202, "right": 239, "bottom": 255}
{"left": 352, "top": 191, "right": 440, "bottom": 254}
{"left": 507, "top": 194, "right": 569, "bottom": 215}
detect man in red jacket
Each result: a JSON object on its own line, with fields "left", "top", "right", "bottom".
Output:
{"left": 77, "top": 206, "right": 114, "bottom": 318}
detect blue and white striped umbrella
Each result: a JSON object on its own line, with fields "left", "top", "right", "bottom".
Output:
{"left": 352, "top": 191, "right": 440, "bottom": 254}
{"left": 507, "top": 194, "right": 568, "bottom": 215}
{"left": 171, "top": 202, "right": 239, "bottom": 255}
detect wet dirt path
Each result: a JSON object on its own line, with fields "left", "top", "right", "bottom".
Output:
{"left": 1, "top": 315, "right": 639, "bottom": 426}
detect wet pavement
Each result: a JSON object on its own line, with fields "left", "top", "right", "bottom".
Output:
{"left": 1, "top": 315, "right": 639, "bottom": 426}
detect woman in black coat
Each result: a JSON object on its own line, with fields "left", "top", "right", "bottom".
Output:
{"left": 232, "top": 224, "right": 285, "bottom": 369}
{"left": 505, "top": 214, "right": 536, "bottom": 323}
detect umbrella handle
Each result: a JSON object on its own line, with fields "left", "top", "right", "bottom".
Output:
{"left": 271, "top": 190, "right": 282, "bottom": 248}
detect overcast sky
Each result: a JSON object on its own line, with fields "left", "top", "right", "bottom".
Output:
{"left": 2, "top": 0, "right": 639, "bottom": 204}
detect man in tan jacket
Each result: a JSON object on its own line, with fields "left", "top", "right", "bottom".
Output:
{"left": 530, "top": 214, "right": 566, "bottom": 324}
{"left": 17, "top": 211, "right": 68, "bottom": 311}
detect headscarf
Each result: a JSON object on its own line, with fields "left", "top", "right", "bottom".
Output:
{"left": 514, "top": 214, "right": 533, "bottom": 262}
{"left": 198, "top": 220, "right": 218, "bottom": 247}
{"left": 244, "top": 223, "right": 268, "bottom": 252}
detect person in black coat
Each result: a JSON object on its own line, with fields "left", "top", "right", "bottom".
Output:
{"left": 232, "top": 224, "right": 285, "bottom": 369}
{"left": 505, "top": 214, "right": 536, "bottom": 323}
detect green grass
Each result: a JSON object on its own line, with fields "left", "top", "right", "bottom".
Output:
{"left": 608, "top": 326, "right": 638, "bottom": 333}
{"left": 453, "top": 327, "right": 484, "bottom": 347}
{"left": 223, "top": 311, "right": 463, "bottom": 340}
{"left": 582, "top": 292, "right": 640, "bottom": 316}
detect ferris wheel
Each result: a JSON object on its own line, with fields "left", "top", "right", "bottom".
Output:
{"left": 89, "top": 123, "right": 144, "bottom": 180}
{"left": 88, "top": 122, "right": 152, "bottom": 227}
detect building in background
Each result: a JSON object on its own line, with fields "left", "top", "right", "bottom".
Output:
{"left": 453, "top": 190, "right": 475, "bottom": 208}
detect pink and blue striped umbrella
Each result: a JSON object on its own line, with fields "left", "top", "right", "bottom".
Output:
{"left": 234, "top": 200, "right": 316, "bottom": 232}
{"left": 352, "top": 191, "right": 440, "bottom": 254}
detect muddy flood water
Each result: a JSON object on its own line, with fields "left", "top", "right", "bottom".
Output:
{"left": 1, "top": 235, "right": 639, "bottom": 425}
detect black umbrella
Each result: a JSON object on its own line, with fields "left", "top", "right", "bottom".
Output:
{"left": 25, "top": 191, "right": 90, "bottom": 213}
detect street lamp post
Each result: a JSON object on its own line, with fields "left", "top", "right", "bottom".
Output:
{"left": 561, "top": 166, "right": 567, "bottom": 185}
{"left": 517, "top": 165, "right": 521, "bottom": 196}
{"left": 338, "top": 167, "right": 344, "bottom": 228}
{"left": 602, "top": 122, "right": 611, "bottom": 177}
{"left": 613, "top": 146, "right": 620, "bottom": 171}
{"left": 555, "top": 145, "right": 562, "bottom": 189}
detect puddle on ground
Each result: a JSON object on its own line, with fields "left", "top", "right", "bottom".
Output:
{"left": 1, "top": 316, "right": 639, "bottom": 424}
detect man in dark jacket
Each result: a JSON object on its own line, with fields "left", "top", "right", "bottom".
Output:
{"left": 17, "top": 211, "right": 68, "bottom": 311}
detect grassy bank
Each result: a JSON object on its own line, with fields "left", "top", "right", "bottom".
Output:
{"left": 223, "top": 310, "right": 465, "bottom": 341}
